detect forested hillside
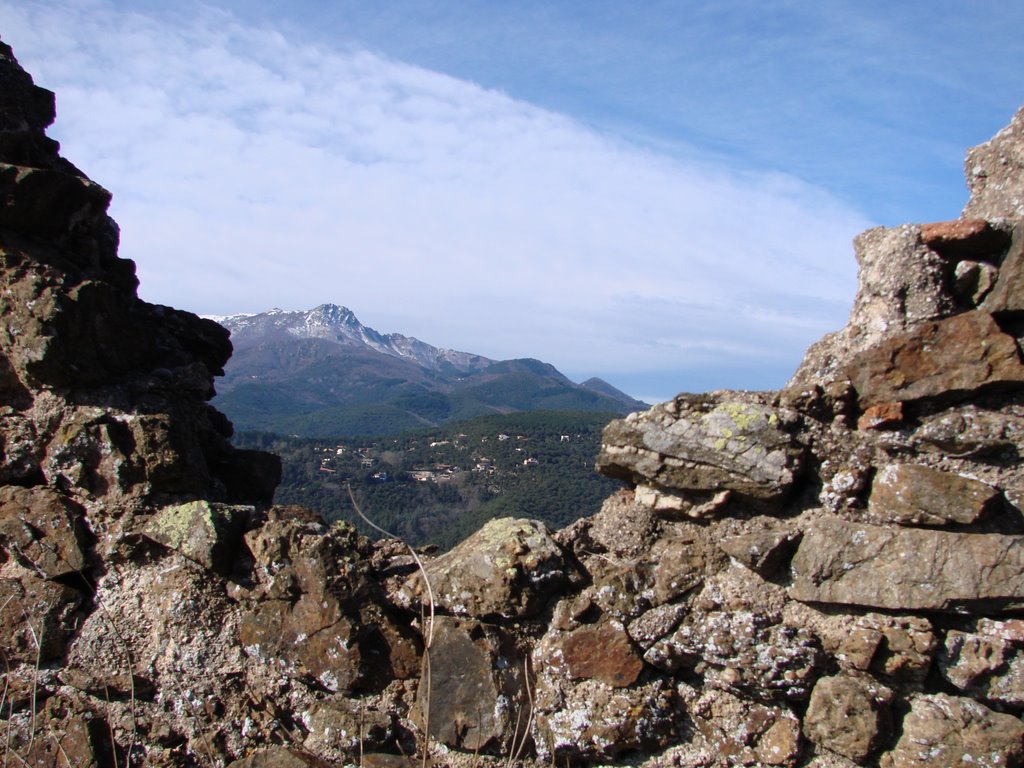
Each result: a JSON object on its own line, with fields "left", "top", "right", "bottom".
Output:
{"left": 233, "top": 410, "right": 624, "bottom": 549}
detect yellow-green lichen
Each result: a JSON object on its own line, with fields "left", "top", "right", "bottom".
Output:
{"left": 714, "top": 402, "right": 768, "bottom": 432}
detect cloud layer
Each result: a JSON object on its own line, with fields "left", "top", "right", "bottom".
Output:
{"left": 1, "top": 1, "right": 872, "bottom": 400}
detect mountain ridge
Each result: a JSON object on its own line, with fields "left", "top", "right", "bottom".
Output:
{"left": 212, "top": 303, "right": 646, "bottom": 436}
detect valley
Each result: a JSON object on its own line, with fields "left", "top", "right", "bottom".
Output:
{"left": 234, "top": 410, "right": 624, "bottom": 549}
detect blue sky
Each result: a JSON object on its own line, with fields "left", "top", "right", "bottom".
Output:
{"left": 2, "top": 1, "right": 1022, "bottom": 402}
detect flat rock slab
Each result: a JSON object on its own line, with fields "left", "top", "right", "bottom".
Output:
{"left": 920, "top": 218, "right": 1009, "bottom": 256}
{"left": 790, "top": 516, "right": 1024, "bottom": 612}
{"left": 848, "top": 310, "right": 1024, "bottom": 408}
{"left": 868, "top": 463, "right": 999, "bottom": 527}
{"left": 598, "top": 394, "right": 801, "bottom": 501}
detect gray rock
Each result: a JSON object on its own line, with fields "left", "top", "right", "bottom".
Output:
{"left": 598, "top": 393, "right": 802, "bottom": 502}
{"left": 963, "top": 105, "right": 1024, "bottom": 219}
{"left": 790, "top": 515, "right": 1024, "bottom": 612}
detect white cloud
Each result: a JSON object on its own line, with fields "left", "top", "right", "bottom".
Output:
{"left": 0, "top": 0, "right": 872, "bottom": 399}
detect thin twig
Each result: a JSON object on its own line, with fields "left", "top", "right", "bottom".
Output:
{"left": 508, "top": 656, "right": 535, "bottom": 766}
{"left": 13, "top": 601, "right": 40, "bottom": 758}
{"left": 171, "top": 677, "right": 216, "bottom": 767}
{"left": 346, "top": 483, "right": 436, "bottom": 767}
{"left": 346, "top": 484, "right": 436, "bottom": 647}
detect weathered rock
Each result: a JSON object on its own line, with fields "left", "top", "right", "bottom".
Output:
{"left": 981, "top": 221, "right": 1024, "bottom": 313}
{"left": 719, "top": 529, "right": 800, "bottom": 577}
{"left": 0, "top": 575, "right": 81, "bottom": 661}
{"left": 790, "top": 515, "right": 1024, "bottom": 611}
{"left": 627, "top": 602, "right": 688, "bottom": 650}
{"left": 13, "top": 696, "right": 114, "bottom": 768}
{"left": 646, "top": 610, "right": 821, "bottom": 700}
{"left": 227, "top": 747, "right": 336, "bottom": 768}
{"left": 532, "top": 676, "right": 679, "bottom": 761}
{"left": 868, "top": 463, "right": 1000, "bottom": 526}
{"left": 690, "top": 689, "right": 802, "bottom": 767}
{"left": 788, "top": 224, "right": 955, "bottom": 391}
{"left": 301, "top": 697, "right": 394, "bottom": 758}
{"left": 913, "top": 404, "right": 1024, "bottom": 458}
{"left": 405, "top": 517, "right": 573, "bottom": 620}
{"left": 848, "top": 310, "right": 1024, "bottom": 408}
{"left": 953, "top": 260, "right": 999, "bottom": 305}
{"left": 881, "top": 693, "right": 1024, "bottom": 768}
{"left": 650, "top": 527, "right": 728, "bottom": 604}
{"left": 599, "top": 394, "right": 802, "bottom": 502}
{"left": 414, "top": 616, "right": 527, "bottom": 753}
{"left": 941, "top": 628, "right": 1024, "bottom": 706}
{"left": 964, "top": 105, "right": 1024, "bottom": 219}
{"left": 557, "top": 488, "right": 657, "bottom": 559}
{"left": 552, "top": 620, "right": 643, "bottom": 688}
{"left": 143, "top": 500, "right": 249, "bottom": 574}
{"left": 0, "top": 485, "right": 88, "bottom": 577}
{"left": 803, "top": 675, "right": 893, "bottom": 762}
{"left": 850, "top": 614, "right": 936, "bottom": 683}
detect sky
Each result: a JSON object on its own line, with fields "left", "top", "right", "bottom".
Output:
{"left": 2, "top": 1, "right": 1022, "bottom": 403}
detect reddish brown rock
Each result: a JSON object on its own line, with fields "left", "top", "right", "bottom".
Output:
{"left": 0, "top": 575, "right": 81, "bottom": 662}
{"left": 941, "top": 629, "right": 1024, "bottom": 706}
{"left": 559, "top": 621, "right": 644, "bottom": 688}
{"left": 848, "top": 310, "right": 1024, "bottom": 408}
{"left": 227, "top": 747, "right": 336, "bottom": 768}
{"left": 920, "top": 218, "right": 1009, "bottom": 256}
{"left": 868, "top": 463, "right": 1000, "bottom": 526}
{"left": 857, "top": 401, "right": 904, "bottom": 430}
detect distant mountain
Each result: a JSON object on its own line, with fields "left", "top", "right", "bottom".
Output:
{"left": 211, "top": 304, "right": 646, "bottom": 437}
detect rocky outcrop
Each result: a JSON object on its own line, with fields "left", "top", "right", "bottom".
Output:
{"left": 3, "top": 36, "right": 1024, "bottom": 768}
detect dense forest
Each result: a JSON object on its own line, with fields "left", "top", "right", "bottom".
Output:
{"left": 234, "top": 410, "right": 625, "bottom": 549}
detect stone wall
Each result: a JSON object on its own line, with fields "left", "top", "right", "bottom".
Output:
{"left": 1, "top": 37, "right": 1023, "bottom": 768}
